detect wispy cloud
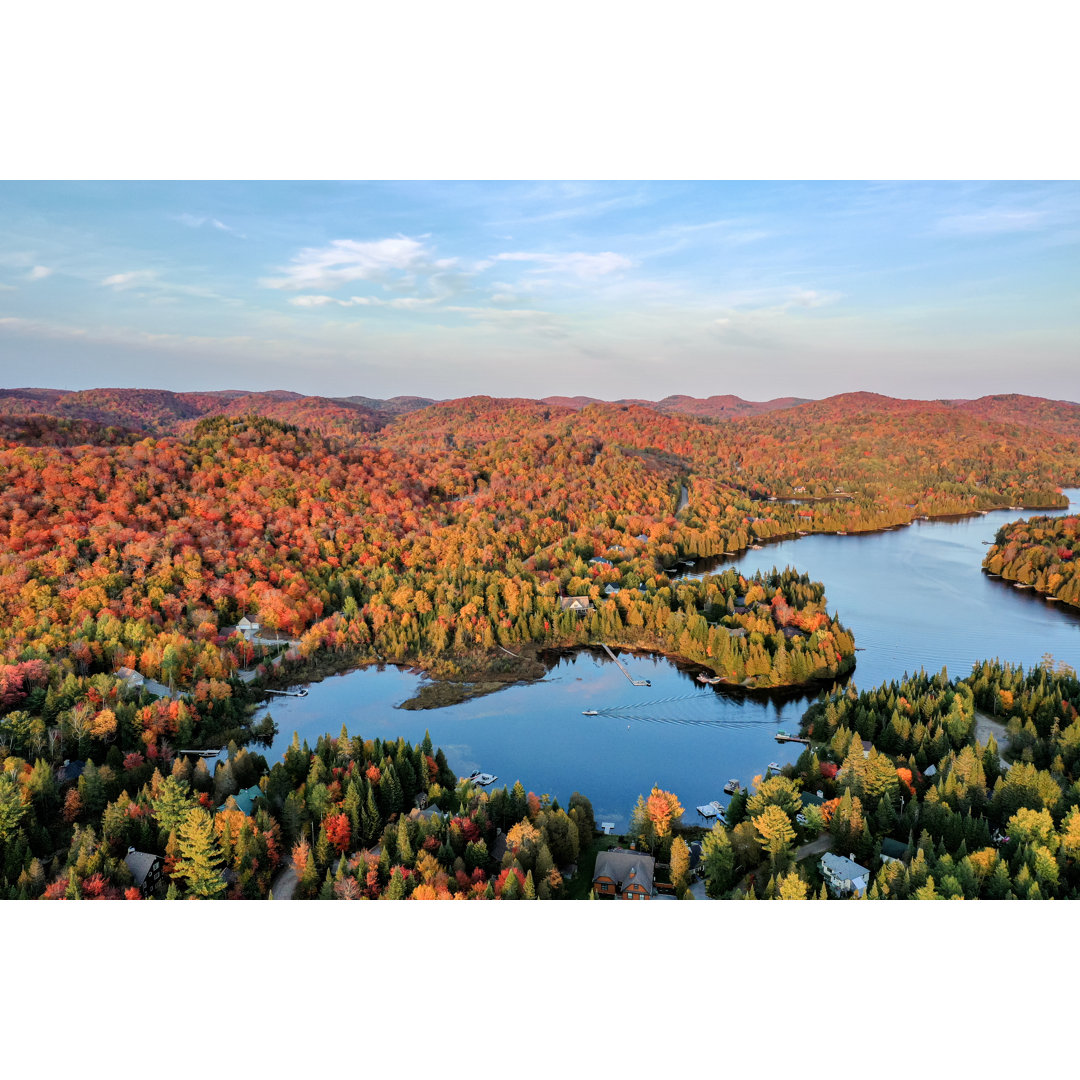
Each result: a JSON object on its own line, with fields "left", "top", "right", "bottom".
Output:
{"left": 175, "top": 213, "right": 246, "bottom": 238}
{"left": 27, "top": 265, "right": 52, "bottom": 281}
{"left": 489, "top": 189, "right": 649, "bottom": 226}
{"left": 263, "top": 235, "right": 453, "bottom": 291}
{"left": 289, "top": 294, "right": 438, "bottom": 309}
{"left": 441, "top": 305, "right": 567, "bottom": 337}
{"left": 98, "top": 269, "right": 225, "bottom": 301}
{"left": 101, "top": 270, "right": 159, "bottom": 290}
{"left": 493, "top": 251, "right": 634, "bottom": 278}
{"left": 935, "top": 209, "right": 1048, "bottom": 236}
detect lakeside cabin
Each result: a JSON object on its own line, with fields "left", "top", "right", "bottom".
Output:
{"left": 592, "top": 848, "right": 655, "bottom": 899}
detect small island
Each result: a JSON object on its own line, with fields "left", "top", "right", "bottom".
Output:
{"left": 982, "top": 514, "right": 1080, "bottom": 609}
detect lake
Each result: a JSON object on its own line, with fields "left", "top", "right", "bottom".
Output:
{"left": 259, "top": 489, "right": 1080, "bottom": 832}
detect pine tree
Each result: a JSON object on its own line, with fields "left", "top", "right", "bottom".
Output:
{"left": 385, "top": 867, "right": 407, "bottom": 900}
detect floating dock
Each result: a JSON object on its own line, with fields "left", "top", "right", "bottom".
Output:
{"left": 696, "top": 800, "right": 727, "bottom": 821}
{"left": 774, "top": 730, "right": 810, "bottom": 745}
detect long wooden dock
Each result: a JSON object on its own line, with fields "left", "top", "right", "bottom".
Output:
{"left": 598, "top": 643, "right": 651, "bottom": 686}
{"left": 774, "top": 730, "right": 810, "bottom": 745}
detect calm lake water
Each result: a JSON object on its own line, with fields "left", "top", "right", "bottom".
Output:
{"left": 260, "top": 489, "right": 1080, "bottom": 831}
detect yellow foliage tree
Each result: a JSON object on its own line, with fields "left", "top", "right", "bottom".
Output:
{"left": 753, "top": 804, "right": 796, "bottom": 858}
{"left": 88, "top": 708, "right": 117, "bottom": 740}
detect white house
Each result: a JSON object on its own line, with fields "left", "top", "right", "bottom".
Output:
{"left": 820, "top": 852, "right": 871, "bottom": 897}
{"left": 236, "top": 616, "right": 261, "bottom": 641}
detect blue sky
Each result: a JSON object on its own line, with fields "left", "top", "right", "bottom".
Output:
{"left": 1, "top": 180, "right": 1077, "bottom": 401}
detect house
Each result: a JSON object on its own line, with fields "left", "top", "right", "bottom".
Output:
{"left": 860, "top": 740, "right": 873, "bottom": 758}
{"left": 227, "top": 785, "right": 263, "bottom": 816}
{"left": 55, "top": 759, "right": 85, "bottom": 785}
{"left": 604, "top": 584, "right": 621, "bottom": 596}
{"left": 124, "top": 848, "right": 164, "bottom": 896}
{"left": 589, "top": 557, "right": 613, "bottom": 568}
{"left": 592, "top": 847, "right": 655, "bottom": 899}
{"left": 559, "top": 596, "right": 592, "bottom": 614}
{"left": 820, "top": 852, "right": 871, "bottom": 897}
{"left": 924, "top": 764, "right": 938, "bottom": 778}
{"left": 879, "top": 838, "right": 909, "bottom": 864}
{"left": 235, "top": 616, "right": 260, "bottom": 641}
{"left": 115, "top": 666, "right": 144, "bottom": 693}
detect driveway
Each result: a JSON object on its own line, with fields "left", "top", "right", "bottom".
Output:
{"left": 270, "top": 863, "right": 298, "bottom": 900}
{"left": 796, "top": 833, "right": 833, "bottom": 862}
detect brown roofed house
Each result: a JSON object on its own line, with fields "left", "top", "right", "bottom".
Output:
{"left": 592, "top": 847, "right": 655, "bottom": 899}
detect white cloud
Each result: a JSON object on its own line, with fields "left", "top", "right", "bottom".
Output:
{"left": 27, "top": 265, "right": 52, "bottom": 280}
{"left": 288, "top": 294, "right": 438, "bottom": 309}
{"left": 101, "top": 270, "right": 159, "bottom": 289}
{"left": 263, "top": 235, "right": 447, "bottom": 291}
{"left": 935, "top": 209, "right": 1047, "bottom": 236}
{"left": 493, "top": 250, "right": 634, "bottom": 278}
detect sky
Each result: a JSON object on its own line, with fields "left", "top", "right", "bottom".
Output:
{"left": 1, "top": 180, "right": 1077, "bottom": 402}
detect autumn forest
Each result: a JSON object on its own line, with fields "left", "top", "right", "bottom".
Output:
{"left": 1, "top": 386, "right": 1080, "bottom": 899}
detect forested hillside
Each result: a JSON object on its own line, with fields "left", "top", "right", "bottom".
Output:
{"left": 1, "top": 388, "right": 1079, "bottom": 898}
{"left": 983, "top": 515, "right": 1080, "bottom": 608}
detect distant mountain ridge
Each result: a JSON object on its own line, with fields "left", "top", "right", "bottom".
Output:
{"left": 1, "top": 387, "right": 1078, "bottom": 442}
{"left": 541, "top": 394, "right": 809, "bottom": 418}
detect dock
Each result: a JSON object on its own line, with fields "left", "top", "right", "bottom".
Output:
{"left": 774, "top": 730, "right": 810, "bottom": 745}
{"left": 598, "top": 643, "right": 651, "bottom": 686}
{"left": 462, "top": 771, "right": 498, "bottom": 787}
{"left": 264, "top": 687, "right": 309, "bottom": 697}
{"left": 696, "top": 800, "right": 727, "bottom": 822}
{"left": 177, "top": 748, "right": 224, "bottom": 758}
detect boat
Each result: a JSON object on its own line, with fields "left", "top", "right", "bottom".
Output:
{"left": 750, "top": 543, "right": 763, "bottom": 550}
{"left": 696, "top": 673, "right": 721, "bottom": 685}
{"left": 582, "top": 709, "right": 599, "bottom": 716}
{"left": 768, "top": 761, "right": 781, "bottom": 772}
{"left": 464, "top": 771, "right": 498, "bottom": 787}
{"left": 723, "top": 778, "right": 740, "bottom": 795}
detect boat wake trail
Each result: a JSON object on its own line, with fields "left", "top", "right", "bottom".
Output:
{"left": 589, "top": 692, "right": 782, "bottom": 729}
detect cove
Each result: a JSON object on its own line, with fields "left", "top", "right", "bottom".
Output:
{"left": 258, "top": 489, "right": 1080, "bottom": 833}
